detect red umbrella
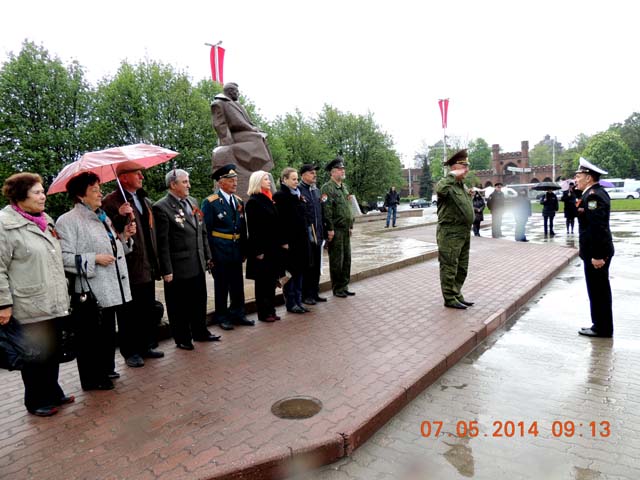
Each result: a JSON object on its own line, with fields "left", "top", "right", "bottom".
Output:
{"left": 48, "top": 143, "right": 179, "bottom": 194}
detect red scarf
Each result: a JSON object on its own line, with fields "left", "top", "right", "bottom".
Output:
{"left": 261, "top": 188, "right": 273, "bottom": 201}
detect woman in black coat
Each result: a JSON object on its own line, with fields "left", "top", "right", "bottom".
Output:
{"left": 471, "top": 190, "right": 485, "bottom": 237}
{"left": 273, "top": 168, "right": 312, "bottom": 314}
{"left": 245, "top": 171, "right": 285, "bottom": 322}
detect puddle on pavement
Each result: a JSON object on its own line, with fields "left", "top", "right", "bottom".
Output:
{"left": 574, "top": 466, "right": 602, "bottom": 480}
{"left": 442, "top": 437, "right": 474, "bottom": 477}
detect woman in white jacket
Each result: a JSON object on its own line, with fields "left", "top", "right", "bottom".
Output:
{"left": 0, "top": 173, "right": 72, "bottom": 417}
{"left": 56, "top": 172, "right": 135, "bottom": 391}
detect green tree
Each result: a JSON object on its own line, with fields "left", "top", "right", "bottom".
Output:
{"left": 416, "top": 152, "right": 433, "bottom": 199}
{"left": 268, "top": 110, "right": 331, "bottom": 177}
{"left": 315, "top": 105, "right": 403, "bottom": 203}
{"left": 468, "top": 138, "right": 491, "bottom": 170}
{"left": 609, "top": 112, "right": 640, "bottom": 177}
{"left": 0, "top": 40, "right": 93, "bottom": 214}
{"left": 87, "top": 61, "right": 215, "bottom": 201}
{"left": 529, "top": 135, "right": 564, "bottom": 167}
{"left": 427, "top": 137, "right": 464, "bottom": 183}
{"left": 582, "top": 131, "right": 635, "bottom": 178}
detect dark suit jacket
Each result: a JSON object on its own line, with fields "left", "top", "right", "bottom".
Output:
{"left": 273, "top": 185, "right": 311, "bottom": 274}
{"left": 299, "top": 181, "right": 323, "bottom": 243}
{"left": 102, "top": 188, "right": 159, "bottom": 284}
{"left": 153, "top": 194, "right": 210, "bottom": 280}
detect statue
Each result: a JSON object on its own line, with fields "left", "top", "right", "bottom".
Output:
{"left": 211, "top": 82, "right": 274, "bottom": 200}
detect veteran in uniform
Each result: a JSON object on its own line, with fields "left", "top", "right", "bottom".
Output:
{"left": 436, "top": 149, "right": 475, "bottom": 310}
{"left": 153, "top": 169, "right": 218, "bottom": 350}
{"left": 574, "top": 157, "right": 614, "bottom": 338}
{"left": 321, "top": 157, "right": 355, "bottom": 298}
{"left": 202, "top": 164, "right": 253, "bottom": 331}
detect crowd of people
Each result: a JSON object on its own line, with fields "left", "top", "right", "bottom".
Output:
{"left": 0, "top": 157, "right": 356, "bottom": 417}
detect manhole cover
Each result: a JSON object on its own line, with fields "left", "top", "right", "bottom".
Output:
{"left": 271, "top": 396, "right": 323, "bottom": 419}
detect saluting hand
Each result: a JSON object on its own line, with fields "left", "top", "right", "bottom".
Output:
{"left": 0, "top": 307, "right": 12, "bottom": 326}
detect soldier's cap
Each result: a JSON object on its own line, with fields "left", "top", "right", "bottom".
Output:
{"left": 325, "top": 157, "right": 345, "bottom": 172}
{"left": 300, "top": 164, "right": 319, "bottom": 175}
{"left": 575, "top": 157, "right": 608, "bottom": 176}
{"left": 445, "top": 149, "right": 470, "bottom": 167}
{"left": 494, "top": 182, "right": 503, "bottom": 187}
{"left": 116, "top": 161, "right": 145, "bottom": 176}
{"left": 212, "top": 164, "right": 238, "bottom": 181}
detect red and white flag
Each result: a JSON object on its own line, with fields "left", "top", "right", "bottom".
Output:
{"left": 210, "top": 45, "right": 225, "bottom": 84}
{"left": 438, "top": 98, "right": 449, "bottom": 129}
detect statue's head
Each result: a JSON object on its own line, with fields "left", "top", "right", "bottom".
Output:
{"left": 223, "top": 82, "right": 239, "bottom": 101}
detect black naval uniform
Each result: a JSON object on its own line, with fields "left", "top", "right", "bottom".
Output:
{"left": 201, "top": 191, "right": 247, "bottom": 326}
{"left": 577, "top": 183, "right": 614, "bottom": 336}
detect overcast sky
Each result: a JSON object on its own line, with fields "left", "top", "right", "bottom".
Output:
{"left": 2, "top": 0, "right": 639, "bottom": 166}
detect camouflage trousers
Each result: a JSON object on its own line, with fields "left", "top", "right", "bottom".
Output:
{"left": 436, "top": 225, "right": 471, "bottom": 304}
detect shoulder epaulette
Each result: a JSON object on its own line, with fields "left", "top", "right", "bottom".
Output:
{"left": 207, "top": 194, "right": 220, "bottom": 202}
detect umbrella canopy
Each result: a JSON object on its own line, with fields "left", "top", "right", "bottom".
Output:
{"left": 48, "top": 143, "right": 179, "bottom": 194}
{"left": 560, "top": 179, "right": 576, "bottom": 191}
{"left": 531, "top": 181, "right": 561, "bottom": 191}
{"left": 600, "top": 180, "right": 614, "bottom": 188}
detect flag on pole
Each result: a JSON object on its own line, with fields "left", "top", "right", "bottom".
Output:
{"left": 210, "top": 45, "right": 225, "bottom": 84}
{"left": 438, "top": 98, "right": 449, "bottom": 129}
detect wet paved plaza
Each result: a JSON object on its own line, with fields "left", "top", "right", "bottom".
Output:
{"left": 304, "top": 212, "right": 640, "bottom": 479}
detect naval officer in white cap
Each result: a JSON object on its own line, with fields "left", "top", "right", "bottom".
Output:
{"left": 574, "top": 157, "right": 614, "bottom": 338}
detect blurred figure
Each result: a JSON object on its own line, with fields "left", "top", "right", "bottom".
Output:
{"left": 321, "top": 157, "right": 355, "bottom": 297}
{"left": 435, "top": 150, "right": 474, "bottom": 310}
{"left": 102, "top": 161, "right": 164, "bottom": 368}
{"left": 540, "top": 190, "right": 559, "bottom": 237}
{"left": 56, "top": 172, "right": 136, "bottom": 391}
{"left": 0, "top": 173, "right": 72, "bottom": 416}
{"left": 513, "top": 189, "right": 531, "bottom": 242}
{"left": 154, "top": 169, "right": 217, "bottom": 350}
{"left": 202, "top": 165, "right": 253, "bottom": 331}
{"left": 298, "top": 164, "right": 326, "bottom": 305}
{"left": 245, "top": 171, "right": 285, "bottom": 322}
{"left": 384, "top": 186, "right": 400, "bottom": 228}
{"left": 487, "top": 183, "right": 505, "bottom": 238}
{"left": 471, "top": 189, "right": 485, "bottom": 237}
{"left": 274, "top": 168, "right": 312, "bottom": 314}
{"left": 561, "top": 182, "right": 578, "bottom": 234}
{"left": 574, "top": 158, "right": 614, "bottom": 338}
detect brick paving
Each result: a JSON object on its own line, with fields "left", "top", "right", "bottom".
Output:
{"left": 0, "top": 214, "right": 576, "bottom": 480}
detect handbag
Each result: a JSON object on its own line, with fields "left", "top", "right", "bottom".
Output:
{"left": 70, "top": 254, "right": 103, "bottom": 328}
{"left": 0, "top": 317, "right": 40, "bottom": 371}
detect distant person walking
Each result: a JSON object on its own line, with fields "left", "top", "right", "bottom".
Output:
{"left": 487, "top": 183, "right": 505, "bottom": 238}
{"left": 471, "top": 189, "right": 485, "bottom": 237}
{"left": 384, "top": 186, "right": 400, "bottom": 228}
{"left": 436, "top": 150, "right": 474, "bottom": 310}
{"left": 561, "top": 182, "right": 579, "bottom": 234}
{"left": 574, "top": 158, "right": 614, "bottom": 338}
{"left": 513, "top": 189, "right": 531, "bottom": 242}
{"left": 540, "top": 190, "right": 559, "bottom": 237}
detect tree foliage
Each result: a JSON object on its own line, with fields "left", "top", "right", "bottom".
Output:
{"left": 315, "top": 105, "right": 403, "bottom": 202}
{"left": 529, "top": 135, "right": 564, "bottom": 167}
{"left": 415, "top": 152, "right": 433, "bottom": 199}
{"left": 468, "top": 138, "right": 491, "bottom": 170}
{"left": 582, "top": 131, "right": 635, "bottom": 178}
{"left": 0, "top": 41, "right": 93, "bottom": 213}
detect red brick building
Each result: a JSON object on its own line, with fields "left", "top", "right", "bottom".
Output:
{"left": 400, "top": 167, "right": 422, "bottom": 197}
{"left": 474, "top": 141, "right": 557, "bottom": 187}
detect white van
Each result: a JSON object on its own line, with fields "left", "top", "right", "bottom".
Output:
{"left": 604, "top": 178, "right": 640, "bottom": 200}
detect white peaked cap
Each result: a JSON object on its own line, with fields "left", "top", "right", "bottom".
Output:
{"left": 576, "top": 157, "right": 608, "bottom": 175}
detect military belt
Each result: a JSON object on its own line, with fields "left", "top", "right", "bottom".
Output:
{"left": 211, "top": 231, "right": 240, "bottom": 240}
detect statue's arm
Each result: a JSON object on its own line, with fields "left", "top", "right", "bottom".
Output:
{"left": 211, "top": 102, "right": 234, "bottom": 145}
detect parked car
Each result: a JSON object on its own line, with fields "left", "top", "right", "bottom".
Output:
{"left": 606, "top": 188, "right": 640, "bottom": 200}
{"left": 410, "top": 198, "right": 430, "bottom": 208}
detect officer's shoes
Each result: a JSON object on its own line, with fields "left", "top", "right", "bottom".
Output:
{"left": 444, "top": 301, "right": 467, "bottom": 310}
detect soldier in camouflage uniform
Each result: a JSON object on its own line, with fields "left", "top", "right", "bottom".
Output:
{"left": 436, "top": 149, "right": 475, "bottom": 310}
{"left": 321, "top": 157, "right": 355, "bottom": 298}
